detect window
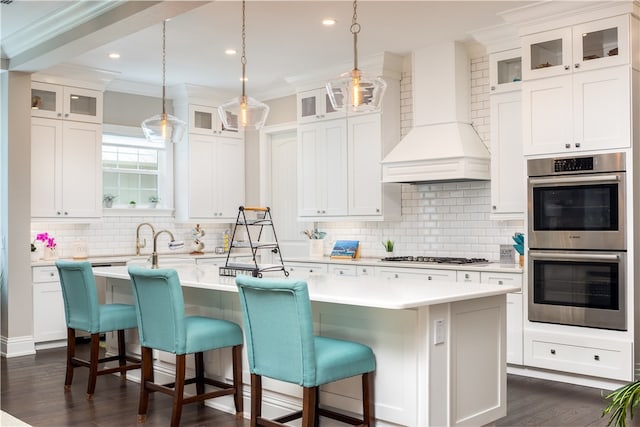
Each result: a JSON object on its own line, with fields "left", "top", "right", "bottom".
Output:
{"left": 102, "top": 126, "right": 173, "bottom": 208}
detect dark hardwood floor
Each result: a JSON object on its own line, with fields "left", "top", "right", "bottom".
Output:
{"left": 1, "top": 341, "right": 615, "bottom": 426}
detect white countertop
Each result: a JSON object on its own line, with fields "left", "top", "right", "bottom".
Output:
{"left": 93, "top": 264, "right": 520, "bottom": 310}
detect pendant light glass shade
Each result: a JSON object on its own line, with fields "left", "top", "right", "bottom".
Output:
{"left": 141, "top": 112, "right": 186, "bottom": 144}
{"left": 141, "top": 19, "right": 186, "bottom": 144}
{"left": 218, "top": 95, "right": 269, "bottom": 131}
{"left": 326, "top": 0, "right": 386, "bottom": 113}
{"left": 218, "top": 0, "right": 269, "bottom": 131}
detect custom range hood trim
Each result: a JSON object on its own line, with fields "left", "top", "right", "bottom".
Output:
{"left": 382, "top": 42, "right": 490, "bottom": 184}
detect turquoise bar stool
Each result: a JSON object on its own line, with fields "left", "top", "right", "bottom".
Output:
{"left": 55, "top": 260, "right": 141, "bottom": 399}
{"left": 128, "top": 266, "right": 243, "bottom": 427}
{"left": 235, "top": 276, "right": 376, "bottom": 427}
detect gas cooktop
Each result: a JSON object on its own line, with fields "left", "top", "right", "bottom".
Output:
{"left": 381, "top": 256, "right": 490, "bottom": 265}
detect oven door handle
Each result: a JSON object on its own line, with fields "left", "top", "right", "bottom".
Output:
{"left": 529, "top": 251, "right": 620, "bottom": 261}
{"left": 529, "top": 174, "right": 620, "bottom": 185}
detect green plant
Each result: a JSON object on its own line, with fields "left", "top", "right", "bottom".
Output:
{"left": 302, "top": 229, "right": 326, "bottom": 240}
{"left": 382, "top": 239, "right": 394, "bottom": 252}
{"left": 603, "top": 377, "right": 640, "bottom": 427}
{"left": 103, "top": 193, "right": 117, "bottom": 202}
{"left": 129, "top": 200, "right": 136, "bottom": 207}
{"left": 148, "top": 195, "right": 160, "bottom": 203}
{"left": 30, "top": 242, "right": 36, "bottom": 252}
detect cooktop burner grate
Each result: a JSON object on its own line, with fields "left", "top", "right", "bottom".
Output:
{"left": 381, "top": 256, "right": 489, "bottom": 264}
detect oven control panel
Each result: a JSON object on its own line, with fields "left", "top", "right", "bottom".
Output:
{"left": 554, "top": 157, "right": 593, "bottom": 173}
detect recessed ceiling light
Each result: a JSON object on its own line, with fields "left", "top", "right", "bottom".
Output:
{"left": 108, "top": 52, "right": 120, "bottom": 59}
{"left": 322, "top": 18, "right": 336, "bottom": 26}
{"left": 225, "top": 48, "right": 237, "bottom": 55}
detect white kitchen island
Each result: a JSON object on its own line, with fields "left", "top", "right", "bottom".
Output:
{"left": 93, "top": 265, "right": 519, "bottom": 427}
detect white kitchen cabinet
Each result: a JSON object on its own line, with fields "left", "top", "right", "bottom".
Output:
{"left": 31, "top": 117, "right": 102, "bottom": 219}
{"left": 33, "top": 266, "right": 67, "bottom": 347}
{"left": 481, "top": 271, "right": 523, "bottom": 365}
{"left": 297, "top": 120, "right": 348, "bottom": 217}
{"left": 524, "top": 329, "right": 632, "bottom": 381}
{"left": 31, "top": 81, "right": 103, "bottom": 123}
{"left": 522, "top": 65, "right": 630, "bottom": 155}
{"left": 522, "top": 15, "right": 630, "bottom": 81}
{"left": 375, "top": 266, "right": 456, "bottom": 282}
{"left": 457, "top": 270, "right": 481, "bottom": 283}
{"left": 489, "top": 90, "right": 524, "bottom": 218}
{"left": 328, "top": 264, "right": 358, "bottom": 276}
{"left": 175, "top": 133, "right": 245, "bottom": 222}
{"left": 188, "top": 104, "right": 242, "bottom": 139}
{"left": 284, "top": 262, "right": 328, "bottom": 279}
{"left": 490, "top": 49, "right": 522, "bottom": 93}
{"left": 296, "top": 88, "right": 346, "bottom": 123}
{"left": 347, "top": 114, "right": 401, "bottom": 219}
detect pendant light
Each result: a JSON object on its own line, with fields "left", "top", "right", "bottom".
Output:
{"left": 218, "top": 0, "right": 270, "bottom": 130}
{"left": 326, "top": 0, "right": 387, "bottom": 113}
{"left": 141, "top": 19, "right": 186, "bottom": 144}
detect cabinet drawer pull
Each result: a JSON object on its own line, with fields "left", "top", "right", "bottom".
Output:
{"left": 550, "top": 349, "right": 556, "bottom": 355}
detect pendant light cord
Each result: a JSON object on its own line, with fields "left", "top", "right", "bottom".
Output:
{"left": 162, "top": 19, "right": 167, "bottom": 115}
{"left": 241, "top": 0, "right": 247, "bottom": 98}
{"left": 351, "top": 0, "right": 360, "bottom": 71}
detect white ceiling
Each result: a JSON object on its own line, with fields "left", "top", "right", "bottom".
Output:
{"left": 1, "top": 1, "right": 535, "bottom": 100}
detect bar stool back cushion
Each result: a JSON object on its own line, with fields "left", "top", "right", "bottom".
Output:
{"left": 235, "top": 276, "right": 375, "bottom": 387}
{"left": 128, "top": 266, "right": 242, "bottom": 355}
{"left": 56, "top": 260, "right": 138, "bottom": 334}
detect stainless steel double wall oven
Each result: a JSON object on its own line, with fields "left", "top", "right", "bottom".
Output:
{"left": 527, "top": 152, "right": 626, "bottom": 330}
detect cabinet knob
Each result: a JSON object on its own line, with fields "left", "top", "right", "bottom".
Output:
{"left": 594, "top": 354, "right": 600, "bottom": 361}
{"left": 490, "top": 86, "right": 496, "bottom": 91}
{"left": 464, "top": 273, "right": 470, "bottom": 279}
{"left": 550, "top": 349, "right": 556, "bottom": 355}
{"left": 64, "top": 113, "right": 69, "bottom": 118}
{"left": 574, "top": 63, "right": 580, "bottom": 69}
{"left": 50, "top": 272, "right": 55, "bottom": 277}
{"left": 362, "top": 268, "right": 367, "bottom": 273}
{"left": 57, "top": 113, "right": 62, "bottom": 118}
{"left": 498, "top": 280, "right": 503, "bottom": 285}
{"left": 64, "top": 211, "right": 68, "bottom": 215}
{"left": 564, "top": 65, "right": 570, "bottom": 71}
{"left": 394, "top": 273, "right": 399, "bottom": 279}
{"left": 339, "top": 271, "right": 343, "bottom": 275}
{"left": 57, "top": 211, "right": 62, "bottom": 216}
{"left": 492, "top": 205, "right": 497, "bottom": 210}
{"left": 565, "top": 143, "right": 571, "bottom": 149}
{"left": 575, "top": 142, "right": 581, "bottom": 148}
{"left": 322, "top": 210, "right": 326, "bottom": 214}
{"left": 428, "top": 276, "right": 432, "bottom": 281}
{"left": 376, "top": 208, "right": 380, "bottom": 213}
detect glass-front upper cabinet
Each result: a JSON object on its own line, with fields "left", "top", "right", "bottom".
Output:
{"left": 572, "top": 15, "right": 629, "bottom": 72}
{"left": 522, "top": 15, "right": 629, "bottom": 80}
{"left": 31, "top": 82, "right": 102, "bottom": 123}
{"left": 490, "top": 48, "right": 522, "bottom": 93}
{"left": 188, "top": 104, "right": 242, "bottom": 138}
{"left": 297, "top": 88, "right": 346, "bottom": 123}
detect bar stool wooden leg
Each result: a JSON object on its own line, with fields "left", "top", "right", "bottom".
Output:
{"left": 232, "top": 345, "right": 243, "bottom": 415}
{"left": 363, "top": 372, "right": 375, "bottom": 426}
{"left": 117, "top": 330, "right": 127, "bottom": 381}
{"left": 137, "top": 346, "right": 153, "bottom": 423}
{"left": 302, "top": 386, "right": 317, "bottom": 427}
{"left": 86, "top": 333, "right": 100, "bottom": 399}
{"left": 250, "top": 373, "right": 261, "bottom": 427}
{"left": 195, "top": 352, "right": 205, "bottom": 399}
{"left": 64, "top": 328, "right": 76, "bottom": 391}
{"left": 171, "top": 355, "right": 186, "bottom": 427}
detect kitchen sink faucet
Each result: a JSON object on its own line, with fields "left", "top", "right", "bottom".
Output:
{"left": 151, "top": 230, "right": 184, "bottom": 269}
{"left": 135, "top": 223, "right": 155, "bottom": 256}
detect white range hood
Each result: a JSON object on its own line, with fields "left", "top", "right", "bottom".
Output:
{"left": 382, "top": 42, "right": 490, "bottom": 183}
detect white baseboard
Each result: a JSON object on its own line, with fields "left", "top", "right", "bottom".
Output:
{"left": 507, "top": 364, "right": 627, "bottom": 391}
{"left": 1, "top": 335, "right": 36, "bottom": 358}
